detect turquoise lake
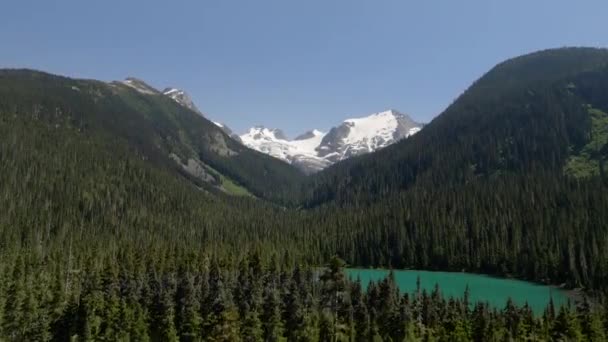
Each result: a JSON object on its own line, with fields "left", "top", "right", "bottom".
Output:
{"left": 345, "top": 268, "right": 570, "bottom": 315}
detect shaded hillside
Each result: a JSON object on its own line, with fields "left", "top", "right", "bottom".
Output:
{"left": 0, "top": 69, "right": 303, "bottom": 200}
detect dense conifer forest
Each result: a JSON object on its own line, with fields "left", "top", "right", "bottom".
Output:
{"left": 0, "top": 48, "right": 607, "bottom": 340}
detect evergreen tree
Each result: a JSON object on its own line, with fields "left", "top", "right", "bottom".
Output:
{"left": 149, "top": 276, "right": 178, "bottom": 342}
{"left": 471, "top": 303, "right": 489, "bottom": 342}
{"left": 2, "top": 257, "right": 27, "bottom": 340}
{"left": 261, "top": 285, "right": 284, "bottom": 342}
{"left": 351, "top": 281, "right": 370, "bottom": 341}
{"left": 320, "top": 256, "right": 349, "bottom": 340}
{"left": 578, "top": 296, "right": 606, "bottom": 341}
{"left": 551, "top": 306, "right": 583, "bottom": 341}
{"left": 240, "top": 302, "right": 263, "bottom": 342}
{"left": 283, "top": 278, "right": 306, "bottom": 341}
{"left": 175, "top": 270, "right": 201, "bottom": 341}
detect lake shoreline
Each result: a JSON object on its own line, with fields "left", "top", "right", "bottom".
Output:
{"left": 345, "top": 267, "right": 576, "bottom": 314}
{"left": 345, "top": 266, "right": 585, "bottom": 305}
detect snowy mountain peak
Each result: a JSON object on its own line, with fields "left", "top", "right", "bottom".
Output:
{"left": 121, "top": 78, "right": 160, "bottom": 95}
{"left": 162, "top": 87, "right": 202, "bottom": 115}
{"left": 341, "top": 110, "right": 400, "bottom": 145}
{"left": 240, "top": 109, "right": 422, "bottom": 173}
{"left": 345, "top": 109, "right": 395, "bottom": 123}
{"left": 318, "top": 109, "right": 420, "bottom": 162}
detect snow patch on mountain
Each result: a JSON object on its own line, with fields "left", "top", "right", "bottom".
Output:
{"left": 408, "top": 126, "right": 422, "bottom": 135}
{"left": 162, "top": 87, "right": 202, "bottom": 115}
{"left": 121, "top": 78, "right": 159, "bottom": 95}
{"left": 114, "top": 77, "right": 204, "bottom": 116}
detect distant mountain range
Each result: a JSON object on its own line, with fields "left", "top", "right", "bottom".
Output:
{"left": 238, "top": 110, "right": 422, "bottom": 173}
{"left": 149, "top": 81, "right": 423, "bottom": 173}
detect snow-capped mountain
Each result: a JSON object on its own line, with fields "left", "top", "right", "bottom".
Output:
{"left": 317, "top": 109, "right": 421, "bottom": 163}
{"left": 240, "top": 110, "right": 421, "bottom": 173}
{"left": 162, "top": 88, "right": 202, "bottom": 115}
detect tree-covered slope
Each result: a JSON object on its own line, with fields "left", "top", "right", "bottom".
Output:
{"left": 272, "top": 48, "right": 608, "bottom": 290}
{"left": 0, "top": 69, "right": 303, "bottom": 200}
{"left": 302, "top": 48, "right": 608, "bottom": 206}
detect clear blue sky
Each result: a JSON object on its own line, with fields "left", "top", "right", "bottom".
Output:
{"left": 2, "top": 0, "right": 607, "bottom": 136}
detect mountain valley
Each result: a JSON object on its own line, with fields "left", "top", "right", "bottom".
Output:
{"left": 1, "top": 47, "right": 608, "bottom": 340}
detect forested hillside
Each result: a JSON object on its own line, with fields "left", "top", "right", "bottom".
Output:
{"left": 1, "top": 48, "right": 608, "bottom": 340}
{"left": 283, "top": 48, "right": 608, "bottom": 291}
{"left": 0, "top": 70, "right": 304, "bottom": 201}
{"left": 3, "top": 252, "right": 607, "bottom": 341}
{"left": 301, "top": 48, "right": 608, "bottom": 205}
